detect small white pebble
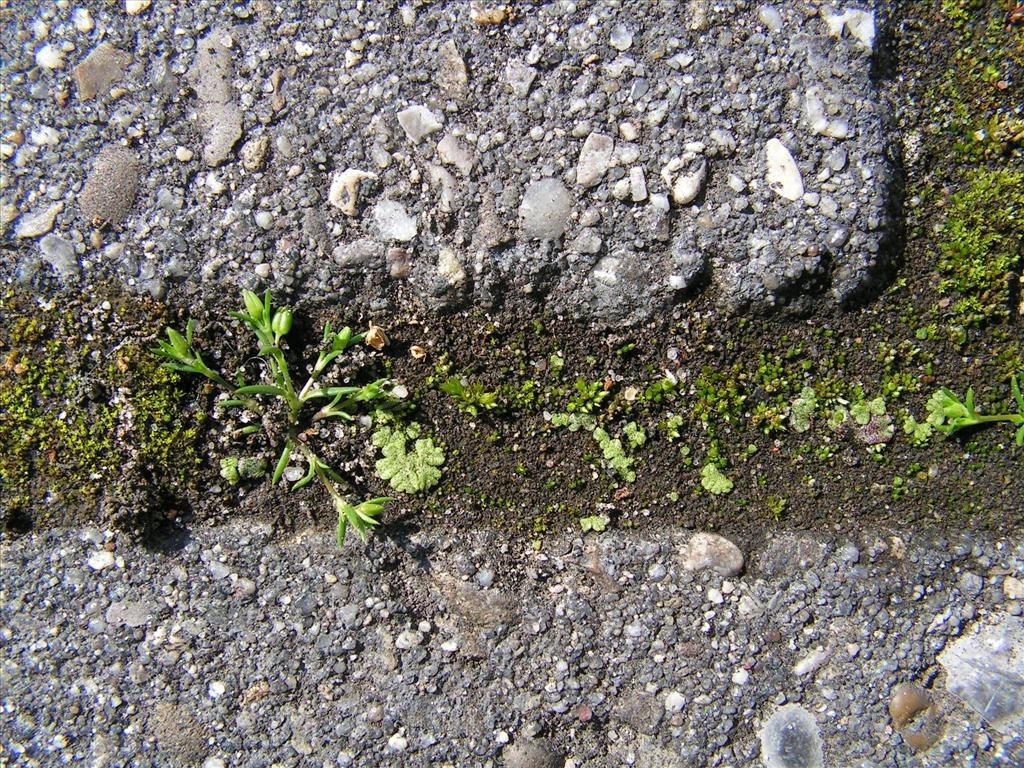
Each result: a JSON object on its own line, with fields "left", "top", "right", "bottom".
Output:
{"left": 387, "top": 733, "right": 408, "bottom": 752}
{"left": 87, "top": 551, "right": 115, "bottom": 571}
{"left": 707, "top": 587, "right": 724, "bottom": 605}
{"left": 664, "top": 690, "right": 686, "bottom": 713}
{"left": 294, "top": 41, "right": 314, "bottom": 58}
{"left": 125, "top": 0, "right": 152, "bottom": 16}
{"left": 254, "top": 263, "right": 271, "bottom": 278}
{"left": 731, "top": 668, "right": 750, "bottom": 685}
{"left": 73, "top": 8, "right": 95, "bottom": 33}
{"left": 175, "top": 146, "right": 194, "bottom": 162}
{"left": 205, "top": 174, "right": 226, "bottom": 194}
{"left": 208, "top": 680, "right": 226, "bottom": 699}
{"left": 35, "top": 44, "right": 64, "bottom": 70}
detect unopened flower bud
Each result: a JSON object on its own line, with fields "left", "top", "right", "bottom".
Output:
{"left": 272, "top": 308, "right": 293, "bottom": 338}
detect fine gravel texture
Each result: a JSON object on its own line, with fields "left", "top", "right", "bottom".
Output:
{"left": 3, "top": 523, "right": 1024, "bottom": 766}
{"left": 2, "top": 0, "right": 899, "bottom": 322}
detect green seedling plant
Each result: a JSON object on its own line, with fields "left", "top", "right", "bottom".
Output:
{"left": 926, "top": 375, "right": 1024, "bottom": 446}
{"left": 440, "top": 376, "right": 500, "bottom": 416}
{"left": 567, "top": 378, "right": 610, "bottom": 414}
{"left": 154, "top": 289, "right": 392, "bottom": 545}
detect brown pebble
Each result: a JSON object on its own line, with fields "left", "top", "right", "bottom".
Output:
{"left": 889, "top": 682, "right": 930, "bottom": 728}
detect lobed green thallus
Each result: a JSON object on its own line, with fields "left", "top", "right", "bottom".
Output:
{"left": 153, "top": 289, "right": 392, "bottom": 545}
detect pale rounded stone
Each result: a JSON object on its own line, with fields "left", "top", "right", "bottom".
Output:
{"left": 1004, "top": 576, "right": 1024, "bottom": 600}
{"left": 35, "top": 44, "right": 64, "bottom": 70}
{"left": 678, "top": 532, "right": 744, "bottom": 576}
{"left": 664, "top": 691, "right": 686, "bottom": 713}
{"left": 576, "top": 133, "right": 614, "bottom": 188}
{"left": 760, "top": 704, "right": 823, "bottom": 768}
{"left": 518, "top": 178, "right": 571, "bottom": 240}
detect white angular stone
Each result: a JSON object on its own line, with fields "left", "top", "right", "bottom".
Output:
{"left": 938, "top": 614, "right": 1024, "bottom": 735}
{"left": 661, "top": 156, "right": 707, "bottom": 205}
{"left": 87, "top": 551, "right": 115, "bottom": 571}
{"left": 328, "top": 169, "right": 377, "bottom": 217}
{"left": 609, "top": 24, "right": 633, "bottom": 51}
{"left": 35, "top": 44, "right": 64, "bottom": 70}
{"left": 765, "top": 139, "right": 804, "bottom": 202}
{"left": 576, "top": 132, "right": 615, "bottom": 188}
{"left": 437, "top": 247, "right": 466, "bottom": 286}
{"left": 518, "top": 178, "right": 571, "bottom": 240}
{"left": 373, "top": 199, "right": 417, "bottom": 241}
{"left": 629, "top": 167, "right": 648, "bottom": 202}
{"left": 505, "top": 58, "right": 537, "bottom": 98}
{"left": 125, "top": 1, "right": 152, "bottom": 15}
{"left": 436, "top": 134, "right": 474, "bottom": 176}
{"left": 823, "top": 8, "right": 875, "bottom": 51}
{"left": 396, "top": 105, "right": 442, "bottom": 143}
{"left": 664, "top": 691, "right": 686, "bottom": 713}
{"left": 73, "top": 8, "right": 95, "bottom": 33}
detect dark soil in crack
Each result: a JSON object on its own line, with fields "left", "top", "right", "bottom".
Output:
{"left": 2, "top": 1, "right": 1021, "bottom": 550}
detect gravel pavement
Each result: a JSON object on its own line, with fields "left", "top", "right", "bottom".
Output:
{"left": 3, "top": 522, "right": 1024, "bottom": 766}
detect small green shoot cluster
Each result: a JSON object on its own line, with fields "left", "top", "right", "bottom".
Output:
{"left": 567, "top": 378, "right": 609, "bottom": 414}
{"left": 700, "top": 463, "right": 734, "bottom": 495}
{"left": 154, "top": 289, "right": 392, "bottom": 545}
{"left": 926, "top": 376, "right": 1024, "bottom": 446}
{"left": 440, "top": 377, "right": 500, "bottom": 416}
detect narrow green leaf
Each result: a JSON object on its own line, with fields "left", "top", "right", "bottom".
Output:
{"left": 336, "top": 510, "right": 349, "bottom": 547}
{"left": 291, "top": 464, "right": 316, "bottom": 491}
{"left": 272, "top": 442, "right": 293, "bottom": 485}
{"left": 234, "top": 384, "right": 285, "bottom": 396}
{"left": 1012, "top": 376, "right": 1023, "bottom": 412}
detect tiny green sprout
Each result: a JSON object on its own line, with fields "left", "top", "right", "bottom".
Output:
{"left": 440, "top": 376, "right": 500, "bottom": 417}
{"left": 335, "top": 496, "right": 389, "bottom": 545}
{"left": 623, "top": 421, "right": 646, "bottom": 449}
{"left": 700, "top": 463, "right": 734, "bottom": 495}
{"left": 567, "top": 378, "right": 609, "bottom": 414}
{"left": 580, "top": 514, "right": 609, "bottom": 533}
{"left": 219, "top": 457, "right": 240, "bottom": 485}
{"left": 926, "top": 375, "right": 1024, "bottom": 445}
{"left": 659, "top": 414, "right": 684, "bottom": 441}
{"left": 851, "top": 396, "right": 886, "bottom": 426}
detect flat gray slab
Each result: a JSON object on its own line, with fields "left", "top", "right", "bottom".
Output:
{"left": 2, "top": 1, "right": 897, "bottom": 322}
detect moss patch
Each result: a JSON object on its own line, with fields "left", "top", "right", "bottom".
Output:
{"left": 0, "top": 289, "right": 203, "bottom": 536}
